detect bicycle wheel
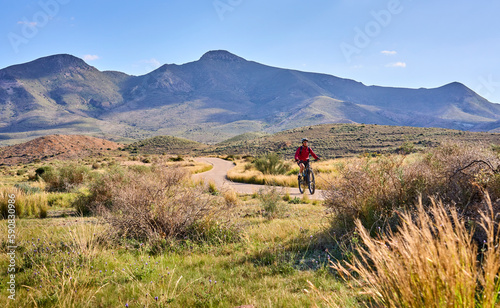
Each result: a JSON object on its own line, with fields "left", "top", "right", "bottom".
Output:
{"left": 298, "top": 174, "right": 306, "bottom": 194}
{"left": 308, "top": 168, "right": 316, "bottom": 195}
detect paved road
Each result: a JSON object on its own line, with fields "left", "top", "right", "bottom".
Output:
{"left": 193, "top": 157, "right": 325, "bottom": 200}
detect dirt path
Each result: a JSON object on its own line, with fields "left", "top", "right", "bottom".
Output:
{"left": 193, "top": 157, "right": 325, "bottom": 200}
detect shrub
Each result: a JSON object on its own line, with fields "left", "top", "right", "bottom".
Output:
{"left": 47, "top": 193, "right": 77, "bottom": 208}
{"left": 332, "top": 196, "right": 500, "bottom": 307}
{"left": 282, "top": 192, "right": 291, "bottom": 202}
{"left": 36, "top": 164, "right": 91, "bottom": 192}
{"left": 253, "top": 153, "right": 290, "bottom": 175}
{"left": 258, "top": 187, "right": 282, "bottom": 219}
{"left": 76, "top": 165, "right": 237, "bottom": 243}
{"left": 288, "top": 197, "right": 301, "bottom": 204}
{"left": 14, "top": 183, "right": 42, "bottom": 194}
{"left": 324, "top": 142, "right": 500, "bottom": 237}
{"left": 16, "top": 169, "right": 26, "bottom": 176}
{"left": 222, "top": 189, "right": 239, "bottom": 206}
{"left": 169, "top": 155, "right": 184, "bottom": 162}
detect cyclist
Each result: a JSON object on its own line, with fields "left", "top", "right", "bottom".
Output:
{"left": 294, "top": 138, "right": 319, "bottom": 180}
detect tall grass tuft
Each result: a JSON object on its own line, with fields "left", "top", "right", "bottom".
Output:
{"left": 331, "top": 196, "right": 500, "bottom": 307}
{"left": 1, "top": 187, "right": 48, "bottom": 218}
{"left": 258, "top": 187, "right": 283, "bottom": 219}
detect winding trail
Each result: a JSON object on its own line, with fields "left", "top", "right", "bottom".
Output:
{"left": 193, "top": 157, "right": 325, "bottom": 200}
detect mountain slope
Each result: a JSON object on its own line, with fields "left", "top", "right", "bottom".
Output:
{"left": 1, "top": 50, "right": 500, "bottom": 145}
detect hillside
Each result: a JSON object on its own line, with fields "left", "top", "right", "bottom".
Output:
{"left": 0, "top": 134, "right": 122, "bottom": 166}
{"left": 210, "top": 124, "right": 500, "bottom": 159}
{"left": 2, "top": 51, "right": 500, "bottom": 145}
{"left": 123, "top": 135, "right": 207, "bottom": 155}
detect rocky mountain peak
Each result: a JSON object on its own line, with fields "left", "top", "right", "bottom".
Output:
{"left": 199, "top": 50, "right": 246, "bottom": 62}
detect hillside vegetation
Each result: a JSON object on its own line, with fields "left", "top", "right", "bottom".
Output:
{"left": 210, "top": 123, "right": 500, "bottom": 159}
{"left": 4, "top": 124, "right": 500, "bottom": 164}
{"left": 122, "top": 135, "right": 207, "bottom": 155}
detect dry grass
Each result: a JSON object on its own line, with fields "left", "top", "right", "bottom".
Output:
{"left": 227, "top": 158, "right": 344, "bottom": 190}
{"left": 0, "top": 186, "right": 48, "bottom": 219}
{"left": 331, "top": 196, "right": 500, "bottom": 307}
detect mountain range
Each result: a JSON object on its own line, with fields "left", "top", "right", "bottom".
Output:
{"left": 1, "top": 50, "right": 500, "bottom": 145}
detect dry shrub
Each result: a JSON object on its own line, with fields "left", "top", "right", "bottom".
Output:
{"left": 325, "top": 142, "right": 500, "bottom": 237}
{"left": 222, "top": 189, "right": 239, "bottom": 206}
{"left": 332, "top": 196, "right": 500, "bottom": 308}
{"left": 77, "top": 165, "right": 238, "bottom": 243}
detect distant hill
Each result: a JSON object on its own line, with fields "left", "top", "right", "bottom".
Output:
{"left": 210, "top": 124, "right": 500, "bottom": 159}
{"left": 123, "top": 135, "right": 207, "bottom": 155}
{"left": 2, "top": 50, "right": 500, "bottom": 145}
{"left": 0, "top": 134, "right": 121, "bottom": 165}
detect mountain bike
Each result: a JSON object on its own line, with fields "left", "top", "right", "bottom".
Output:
{"left": 298, "top": 160, "right": 315, "bottom": 195}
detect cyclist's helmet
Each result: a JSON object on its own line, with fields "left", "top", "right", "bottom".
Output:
{"left": 301, "top": 138, "right": 309, "bottom": 142}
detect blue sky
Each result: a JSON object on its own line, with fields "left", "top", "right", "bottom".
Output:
{"left": 1, "top": 0, "right": 500, "bottom": 102}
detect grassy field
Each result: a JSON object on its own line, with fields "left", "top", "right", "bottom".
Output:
{"left": 0, "top": 201, "right": 365, "bottom": 307}
{"left": 0, "top": 156, "right": 362, "bottom": 307}
{"left": 2, "top": 137, "right": 500, "bottom": 307}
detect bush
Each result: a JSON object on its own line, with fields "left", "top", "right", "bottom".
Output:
{"left": 258, "top": 187, "right": 282, "bottom": 219}
{"left": 332, "top": 197, "right": 500, "bottom": 307}
{"left": 35, "top": 164, "right": 91, "bottom": 192}
{"left": 253, "top": 153, "right": 290, "bottom": 175}
{"left": 169, "top": 155, "right": 184, "bottom": 162}
{"left": 222, "top": 189, "right": 239, "bottom": 206}
{"left": 75, "top": 165, "right": 238, "bottom": 243}
{"left": 324, "top": 143, "right": 500, "bottom": 238}
{"left": 14, "top": 183, "right": 42, "bottom": 194}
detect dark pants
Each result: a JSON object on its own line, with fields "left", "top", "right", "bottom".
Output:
{"left": 297, "top": 160, "right": 309, "bottom": 171}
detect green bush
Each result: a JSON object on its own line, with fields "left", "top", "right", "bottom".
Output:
{"left": 14, "top": 183, "right": 42, "bottom": 194}
{"left": 169, "top": 155, "right": 184, "bottom": 162}
{"left": 36, "top": 164, "right": 91, "bottom": 192}
{"left": 253, "top": 153, "right": 290, "bottom": 175}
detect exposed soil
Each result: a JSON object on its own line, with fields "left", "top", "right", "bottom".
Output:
{"left": 0, "top": 134, "right": 122, "bottom": 166}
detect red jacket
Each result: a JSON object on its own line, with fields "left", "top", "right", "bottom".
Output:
{"left": 295, "top": 146, "right": 319, "bottom": 162}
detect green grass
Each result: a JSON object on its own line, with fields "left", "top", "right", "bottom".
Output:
{"left": 0, "top": 199, "right": 361, "bottom": 307}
